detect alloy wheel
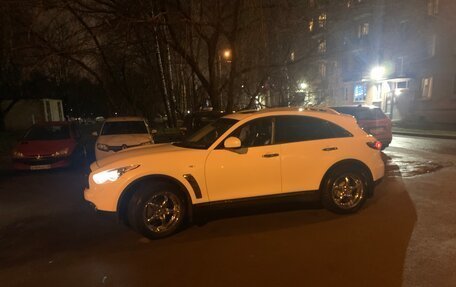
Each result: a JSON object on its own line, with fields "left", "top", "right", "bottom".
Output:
{"left": 330, "top": 173, "right": 365, "bottom": 210}
{"left": 143, "top": 191, "right": 182, "bottom": 233}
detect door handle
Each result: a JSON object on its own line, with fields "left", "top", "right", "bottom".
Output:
{"left": 322, "top": 147, "right": 338, "bottom": 151}
{"left": 263, "top": 153, "right": 279, "bottom": 158}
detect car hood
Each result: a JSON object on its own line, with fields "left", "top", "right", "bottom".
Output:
{"left": 96, "top": 134, "right": 152, "bottom": 146}
{"left": 94, "top": 143, "right": 190, "bottom": 170}
{"left": 15, "top": 139, "right": 75, "bottom": 156}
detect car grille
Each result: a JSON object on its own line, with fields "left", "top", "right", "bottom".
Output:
{"left": 107, "top": 143, "right": 142, "bottom": 152}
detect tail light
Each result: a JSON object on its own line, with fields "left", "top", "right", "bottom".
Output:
{"left": 367, "top": 141, "right": 382, "bottom": 150}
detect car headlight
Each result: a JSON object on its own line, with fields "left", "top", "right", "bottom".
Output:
{"left": 97, "top": 143, "right": 109, "bottom": 151}
{"left": 52, "top": 148, "right": 69, "bottom": 157}
{"left": 92, "top": 165, "right": 140, "bottom": 184}
{"left": 13, "top": 151, "right": 24, "bottom": 158}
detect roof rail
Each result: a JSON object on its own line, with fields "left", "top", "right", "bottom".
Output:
{"left": 299, "top": 107, "right": 339, "bottom": 114}
{"left": 235, "top": 109, "right": 261, "bottom": 114}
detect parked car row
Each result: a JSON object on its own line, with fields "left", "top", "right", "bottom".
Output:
{"left": 10, "top": 106, "right": 392, "bottom": 171}
{"left": 11, "top": 116, "right": 155, "bottom": 170}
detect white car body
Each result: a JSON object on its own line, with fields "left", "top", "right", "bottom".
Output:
{"left": 94, "top": 117, "right": 153, "bottom": 160}
{"left": 85, "top": 108, "right": 384, "bottom": 213}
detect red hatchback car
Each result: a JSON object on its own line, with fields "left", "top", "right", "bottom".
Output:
{"left": 331, "top": 105, "right": 392, "bottom": 149}
{"left": 12, "top": 121, "right": 85, "bottom": 170}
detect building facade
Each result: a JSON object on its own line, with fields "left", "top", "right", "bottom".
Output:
{"left": 298, "top": 0, "right": 456, "bottom": 124}
{"left": 2, "top": 99, "right": 65, "bottom": 131}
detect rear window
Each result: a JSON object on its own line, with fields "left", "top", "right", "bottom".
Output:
{"left": 101, "top": 121, "right": 148, "bottom": 135}
{"left": 332, "top": 107, "right": 387, "bottom": 121}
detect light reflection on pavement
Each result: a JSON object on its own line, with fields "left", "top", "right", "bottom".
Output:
{"left": 384, "top": 135, "right": 455, "bottom": 178}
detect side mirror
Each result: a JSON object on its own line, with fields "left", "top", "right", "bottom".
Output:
{"left": 92, "top": 131, "right": 98, "bottom": 136}
{"left": 150, "top": 129, "right": 158, "bottom": 134}
{"left": 224, "top": 137, "right": 241, "bottom": 149}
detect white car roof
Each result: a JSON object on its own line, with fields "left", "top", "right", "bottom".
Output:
{"left": 222, "top": 107, "right": 361, "bottom": 135}
{"left": 104, "top": 116, "right": 146, "bottom": 122}
{"left": 223, "top": 107, "right": 342, "bottom": 121}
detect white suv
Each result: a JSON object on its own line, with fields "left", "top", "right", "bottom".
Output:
{"left": 84, "top": 108, "right": 384, "bottom": 239}
{"left": 94, "top": 117, "right": 153, "bottom": 160}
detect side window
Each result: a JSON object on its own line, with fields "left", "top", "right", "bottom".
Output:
{"left": 275, "top": 116, "right": 351, "bottom": 144}
{"left": 327, "top": 121, "right": 353, "bottom": 138}
{"left": 229, "top": 117, "right": 273, "bottom": 148}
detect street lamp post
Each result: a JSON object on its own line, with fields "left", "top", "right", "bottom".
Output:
{"left": 218, "top": 49, "right": 232, "bottom": 110}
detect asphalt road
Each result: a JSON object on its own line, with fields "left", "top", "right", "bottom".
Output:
{"left": 0, "top": 135, "right": 454, "bottom": 287}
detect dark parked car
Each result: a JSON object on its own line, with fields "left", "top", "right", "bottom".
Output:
{"left": 182, "top": 111, "right": 226, "bottom": 135}
{"left": 331, "top": 105, "right": 392, "bottom": 149}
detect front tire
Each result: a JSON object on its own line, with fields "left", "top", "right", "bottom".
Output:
{"left": 127, "top": 183, "right": 187, "bottom": 239}
{"left": 321, "top": 167, "right": 369, "bottom": 214}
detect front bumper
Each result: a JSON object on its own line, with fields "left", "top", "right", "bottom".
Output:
{"left": 84, "top": 187, "right": 115, "bottom": 212}
{"left": 13, "top": 157, "right": 71, "bottom": 170}
{"left": 84, "top": 179, "right": 123, "bottom": 212}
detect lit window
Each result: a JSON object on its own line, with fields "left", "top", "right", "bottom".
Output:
{"left": 422, "top": 77, "right": 433, "bottom": 99}
{"left": 354, "top": 83, "right": 367, "bottom": 102}
{"left": 318, "top": 39, "right": 327, "bottom": 53}
{"left": 290, "top": 51, "right": 295, "bottom": 61}
{"left": 397, "top": 81, "right": 408, "bottom": 89}
{"left": 309, "top": 19, "right": 314, "bottom": 32}
{"left": 319, "top": 63, "right": 326, "bottom": 78}
{"left": 358, "top": 22, "right": 369, "bottom": 38}
{"left": 427, "top": 0, "right": 439, "bottom": 16}
{"left": 318, "top": 13, "right": 327, "bottom": 28}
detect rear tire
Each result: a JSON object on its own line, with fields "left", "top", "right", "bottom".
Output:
{"left": 321, "top": 167, "right": 369, "bottom": 214}
{"left": 127, "top": 183, "right": 187, "bottom": 239}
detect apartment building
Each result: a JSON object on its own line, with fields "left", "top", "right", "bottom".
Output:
{"left": 299, "top": 0, "right": 456, "bottom": 124}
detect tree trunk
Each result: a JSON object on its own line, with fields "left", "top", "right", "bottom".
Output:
{"left": 225, "top": 0, "right": 241, "bottom": 112}
{"left": 155, "top": 28, "right": 173, "bottom": 128}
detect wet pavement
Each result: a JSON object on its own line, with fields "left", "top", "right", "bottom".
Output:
{"left": 0, "top": 135, "right": 455, "bottom": 286}
{"left": 384, "top": 135, "right": 455, "bottom": 178}
{"left": 384, "top": 153, "right": 453, "bottom": 178}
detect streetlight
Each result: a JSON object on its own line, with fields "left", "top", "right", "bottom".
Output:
{"left": 222, "top": 49, "right": 232, "bottom": 61}
{"left": 299, "top": 82, "right": 308, "bottom": 90}
{"left": 218, "top": 49, "right": 232, "bottom": 110}
{"left": 370, "top": 66, "right": 386, "bottom": 81}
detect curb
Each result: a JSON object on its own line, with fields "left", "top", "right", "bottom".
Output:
{"left": 392, "top": 130, "right": 456, "bottom": 140}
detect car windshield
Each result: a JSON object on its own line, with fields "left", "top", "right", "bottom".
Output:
{"left": 24, "top": 125, "right": 70, "bottom": 140}
{"left": 174, "top": 118, "right": 238, "bottom": 149}
{"left": 101, "top": 121, "right": 148, "bottom": 135}
{"left": 332, "top": 107, "right": 387, "bottom": 121}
